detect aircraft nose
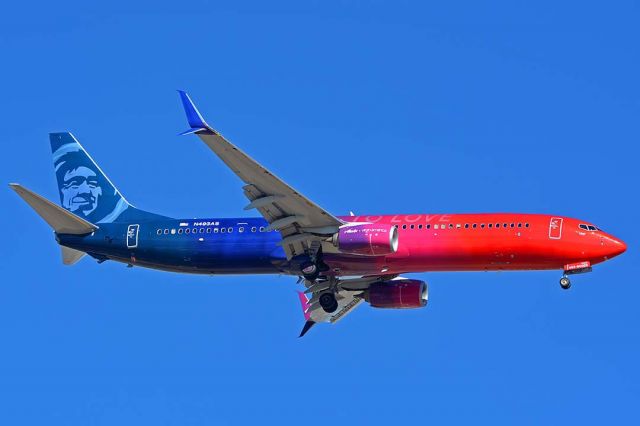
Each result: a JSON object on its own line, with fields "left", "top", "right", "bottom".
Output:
{"left": 606, "top": 235, "right": 627, "bottom": 258}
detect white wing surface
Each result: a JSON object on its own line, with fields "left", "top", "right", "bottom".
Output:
{"left": 177, "top": 91, "right": 343, "bottom": 260}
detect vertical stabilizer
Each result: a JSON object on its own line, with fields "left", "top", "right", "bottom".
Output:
{"left": 50, "top": 133, "right": 170, "bottom": 223}
{"left": 50, "top": 132, "right": 131, "bottom": 223}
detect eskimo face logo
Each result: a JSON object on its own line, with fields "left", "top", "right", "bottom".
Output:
{"left": 60, "top": 165, "right": 103, "bottom": 217}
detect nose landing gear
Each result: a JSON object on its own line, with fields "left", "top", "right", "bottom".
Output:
{"left": 559, "top": 261, "right": 593, "bottom": 290}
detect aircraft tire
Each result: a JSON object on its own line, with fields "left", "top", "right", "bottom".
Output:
{"left": 560, "top": 276, "right": 571, "bottom": 290}
{"left": 301, "top": 262, "right": 319, "bottom": 281}
{"left": 319, "top": 292, "right": 338, "bottom": 313}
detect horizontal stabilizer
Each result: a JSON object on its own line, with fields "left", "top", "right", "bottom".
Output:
{"left": 9, "top": 183, "right": 98, "bottom": 235}
{"left": 61, "top": 246, "right": 86, "bottom": 265}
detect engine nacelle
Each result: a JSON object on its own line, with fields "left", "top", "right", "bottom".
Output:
{"left": 365, "top": 279, "right": 428, "bottom": 309}
{"left": 333, "top": 223, "right": 399, "bottom": 256}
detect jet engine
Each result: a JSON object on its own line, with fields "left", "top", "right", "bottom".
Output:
{"left": 332, "top": 223, "right": 398, "bottom": 256}
{"left": 364, "top": 279, "right": 428, "bottom": 309}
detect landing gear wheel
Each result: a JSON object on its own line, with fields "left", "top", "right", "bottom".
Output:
{"left": 560, "top": 276, "right": 571, "bottom": 290}
{"left": 301, "top": 262, "right": 319, "bottom": 281}
{"left": 319, "top": 292, "right": 338, "bottom": 313}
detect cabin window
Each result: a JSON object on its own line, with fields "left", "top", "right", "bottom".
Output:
{"left": 518, "top": 223, "right": 522, "bottom": 228}
{"left": 510, "top": 223, "right": 514, "bottom": 228}
{"left": 239, "top": 227, "right": 245, "bottom": 233}
{"left": 221, "top": 228, "right": 226, "bottom": 233}
{"left": 178, "top": 228, "right": 183, "bottom": 234}
{"left": 434, "top": 224, "right": 439, "bottom": 230}
{"left": 199, "top": 228, "right": 204, "bottom": 234}
{"left": 191, "top": 228, "right": 197, "bottom": 234}
{"left": 251, "top": 227, "right": 257, "bottom": 232}
{"left": 402, "top": 224, "right": 407, "bottom": 230}
{"left": 426, "top": 224, "right": 431, "bottom": 229}
{"left": 410, "top": 224, "right": 415, "bottom": 230}
{"left": 418, "top": 224, "right": 423, "bottom": 229}
{"left": 171, "top": 229, "right": 176, "bottom": 235}
{"left": 488, "top": 223, "right": 492, "bottom": 228}
{"left": 214, "top": 228, "right": 219, "bottom": 233}
{"left": 503, "top": 223, "right": 508, "bottom": 228}
{"left": 228, "top": 227, "right": 233, "bottom": 233}
{"left": 496, "top": 224, "right": 500, "bottom": 228}
{"left": 206, "top": 228, "right": 211, "bottom": 233}
{"left": 156, "top": 229, "right": 162, "bottom": 235}
{"left": 465, "top": 224, "right": 469, "bottom": 229}
{"left": 481, "top": 223, "right": 485, "bottom": 228}
{"left": 163, "top": 229, "right": 169, "bottom": 234}
{"left": 456, "top": 224, "right": 461, "bottom": 229}
{"left": 259, "top": 226, "right": 265, "bottom": 232}
{"left": 449, "top": 224, "right": 454, "bottom": 229}
{"left": 185, "top": 228, "right": 190, "bottom": 234}
{"left": 525, "top": 223, "right": 530, "bottom": 228}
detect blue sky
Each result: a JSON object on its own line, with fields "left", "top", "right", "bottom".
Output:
{"left": 1, "top": 1, "right": 639, "bottom": 424}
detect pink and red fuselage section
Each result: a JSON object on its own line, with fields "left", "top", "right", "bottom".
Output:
{"left": 323, "top": 213, "right": 626, "bottom": 276}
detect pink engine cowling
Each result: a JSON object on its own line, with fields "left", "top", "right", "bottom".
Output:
{"left": 365, "top": 279, "right": 428, "bottom": 309}
{"left": 333, "top": 223, "right": 399, "bottom": 256}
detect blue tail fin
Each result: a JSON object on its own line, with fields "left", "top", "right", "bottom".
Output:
{"left": 50, "top": 132, "right": 168, "bottom": 223}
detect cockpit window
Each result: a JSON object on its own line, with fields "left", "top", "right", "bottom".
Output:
{"left": 588, "top": 225, "right": 597, "bottom": 231}
{"left": 579, "top": 224, "right": 599, "bottom": 231}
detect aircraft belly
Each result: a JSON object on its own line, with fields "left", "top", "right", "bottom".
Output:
{"left": 132, "top": 236, "right": 284, "bottom": 274}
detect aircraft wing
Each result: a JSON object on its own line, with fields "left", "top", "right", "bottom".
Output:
{"left": 295, "top": 274, "right": 398, "bottom": 336}
{"left": 297, "top": 288, "right": 365, "bottom": 337}
{"left": 177, "top": 91, "right": 344, "bottom": 260}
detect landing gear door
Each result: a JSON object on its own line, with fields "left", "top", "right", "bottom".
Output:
{"left": 127, "top": 224, "right": 140, "bottom": 248}
{"left": 549, "top": 217, "right": 563, "bottom": 240}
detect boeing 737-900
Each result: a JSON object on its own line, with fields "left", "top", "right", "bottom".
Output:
{"left": 10, "top": 91, "right": 627, "bottom": 336}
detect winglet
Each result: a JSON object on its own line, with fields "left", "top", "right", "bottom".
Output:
{"left": 177, "top": 90, "right": 212, "bottom": 135}
{"left": 296, "top": 291, "right": 315, "bottom": 337}
{"left": 297, "top": 291, "right": 311, "bottom": 320}
{"left": 299, "top": 320, "right": 316, "bottom": 338}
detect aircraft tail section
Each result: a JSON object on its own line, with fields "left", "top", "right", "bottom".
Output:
{"left": 10, "top": 183, "right": 93, "bottom": 266}
{"left": 9, "top": 183, "right": 98, "bottom": 235}
{"left": 50, "top": 132, "right": 169, "bottom": 223}
{"left": 61, "top": 246, "right": 86, "bottom": 265}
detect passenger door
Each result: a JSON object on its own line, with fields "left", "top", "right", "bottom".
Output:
{"left": 127, "top": 224, "right": 140, "bottom": 249}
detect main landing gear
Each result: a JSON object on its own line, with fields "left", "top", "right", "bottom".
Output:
{"left": 297, "top": 248, "right": 337, "bottom": 313}
{"left": 300, "top": 261, "right": 320, "bottom": 282}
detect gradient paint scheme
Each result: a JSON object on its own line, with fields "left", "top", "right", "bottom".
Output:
{"left": 12, "top": 98, "right": 627, "bottom": 335}
{"left": 48, "top": 128, "right": 627, "bottom": 279}
{"left": 57, "top": 212, "right": 626, "bottom": 277}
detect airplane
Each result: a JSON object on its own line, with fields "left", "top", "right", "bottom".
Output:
{"left": 9, "top": 91, "right": 627, "bottom": 337}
